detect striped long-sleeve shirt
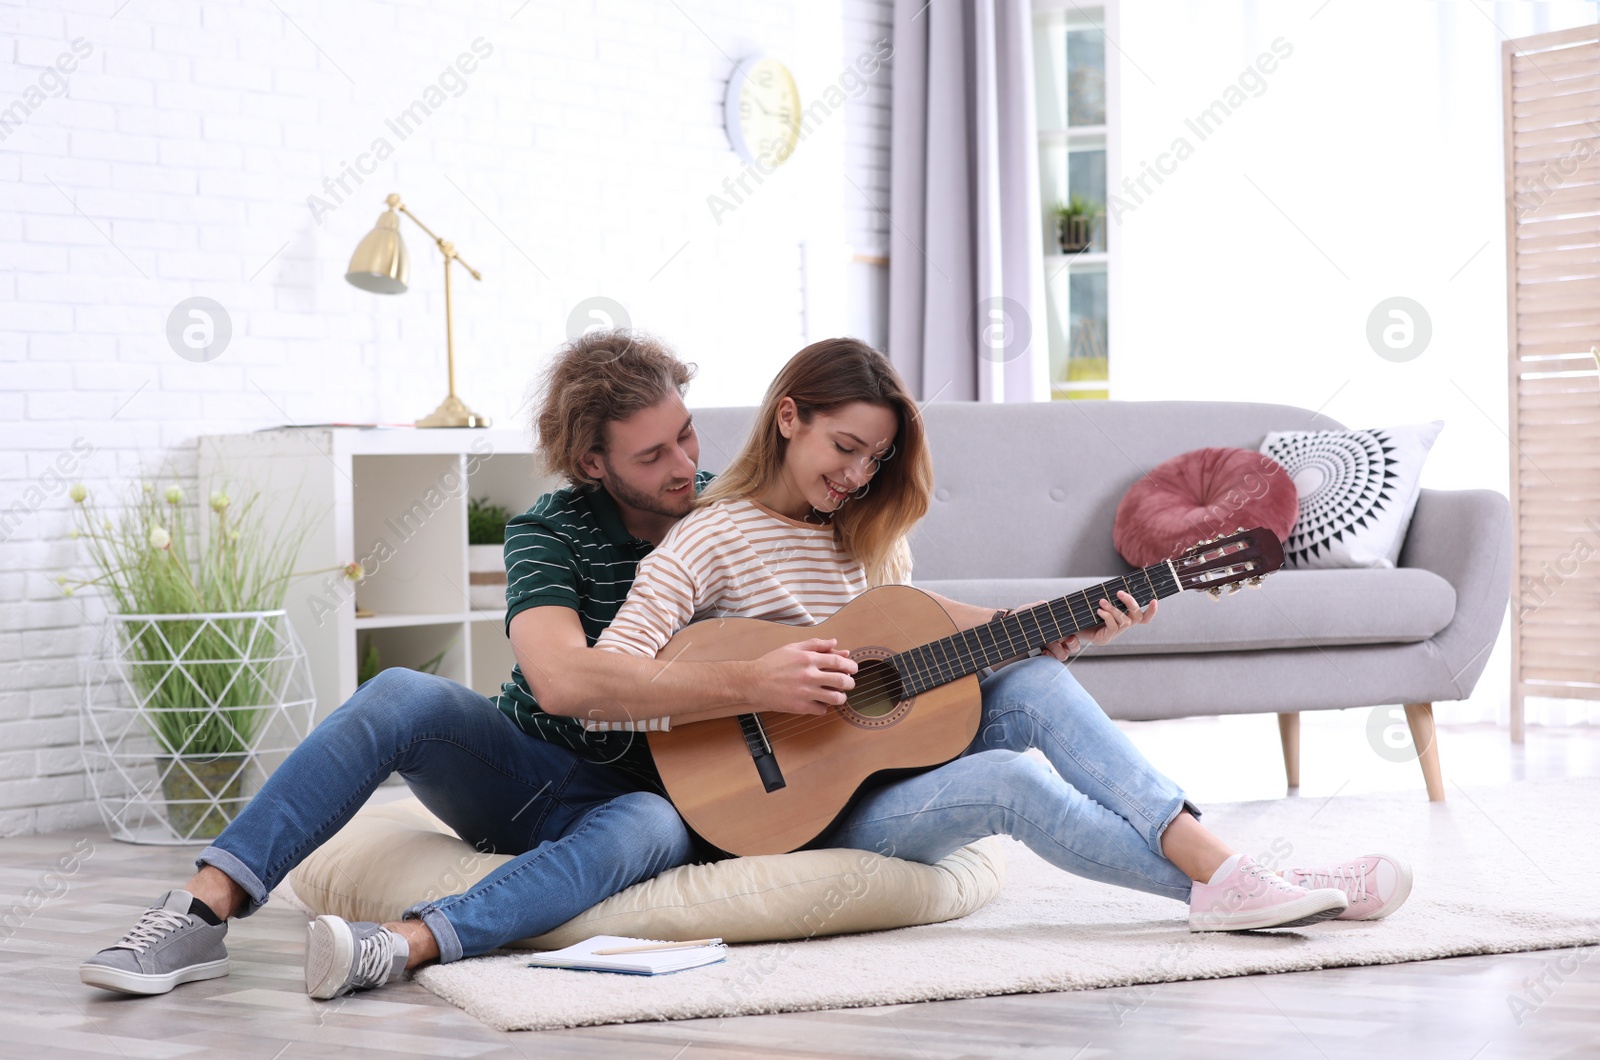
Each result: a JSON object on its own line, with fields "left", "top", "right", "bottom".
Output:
{"left": 589, "top": 498, "right": 870, "bottom": 730}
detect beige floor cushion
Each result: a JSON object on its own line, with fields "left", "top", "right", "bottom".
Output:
{"left": 287, "top": 796, "right": 1007, "bottom": 949}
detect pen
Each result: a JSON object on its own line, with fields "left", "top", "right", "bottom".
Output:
{"left": 591, "top": 938, "right": 724, "bottom": 955}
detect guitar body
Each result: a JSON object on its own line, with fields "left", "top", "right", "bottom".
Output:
{"left": 645, "top": 527, "right": 1285, "bottom": 857}
{"left": 647, "top": 584, "right": 982, "bottom": 857}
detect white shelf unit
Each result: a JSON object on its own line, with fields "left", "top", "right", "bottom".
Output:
{"left": 198, "top": 427, "right": 560, "bottom": 725}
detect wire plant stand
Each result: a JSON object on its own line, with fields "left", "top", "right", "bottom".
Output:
{"left": 81, "top": 610, "right": 315, "bottom": 845}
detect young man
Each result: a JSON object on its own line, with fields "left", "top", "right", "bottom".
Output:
{"left": 79, "top": 330, "right": 855, "bottom": 999}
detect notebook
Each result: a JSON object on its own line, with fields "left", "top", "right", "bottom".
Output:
{"left": 524, "top": 935, "right": 728, "bottom": 976}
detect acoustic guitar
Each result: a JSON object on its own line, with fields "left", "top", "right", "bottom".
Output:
{"left": 648, "top": 528, "right": 1284, "bottom": 856}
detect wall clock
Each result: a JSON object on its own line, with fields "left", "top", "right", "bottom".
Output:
{"left": 723, "top": 55, "right": 801, "bottom": 166}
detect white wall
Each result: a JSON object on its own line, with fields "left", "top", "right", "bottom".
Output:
{"left": 0, "top": 0, "right": 895, "bottom": 835}
{"left": 1113, "top": 0, "right": 1600, "bottom": 726}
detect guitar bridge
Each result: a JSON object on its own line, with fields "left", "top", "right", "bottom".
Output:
{"left": 737, "top": 713, "right": 786, "bottom": 793}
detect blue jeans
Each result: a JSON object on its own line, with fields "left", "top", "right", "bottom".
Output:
{"left": 197, "top": 668, "right": 694, "bottom": 962}
{"left": 824, "top": 656, "right": 1198, "bottom": 902}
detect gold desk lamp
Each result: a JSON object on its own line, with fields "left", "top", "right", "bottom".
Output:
{"left": 345, "top": 193, "right": 491, "bottom": 428}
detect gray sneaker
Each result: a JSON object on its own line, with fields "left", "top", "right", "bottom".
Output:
{"left": 305, "top": 914, "right": 409, "bottom": 1000}
{"left": 79, "top": 889, "right": 229, "bottom": 995}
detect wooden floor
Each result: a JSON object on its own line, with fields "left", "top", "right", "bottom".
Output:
{"left": 4, "top": 713, "right": 1599, "bottom": 1059}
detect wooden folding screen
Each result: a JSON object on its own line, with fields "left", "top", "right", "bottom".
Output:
{"left": 1505, "top": 23, "right": 1600, "bottom": 740}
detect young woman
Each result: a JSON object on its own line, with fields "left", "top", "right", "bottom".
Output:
{"left": 592, "top": 338, "right": 1411, "bottom": 931}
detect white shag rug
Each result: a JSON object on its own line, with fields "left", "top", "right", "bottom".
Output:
{"left": 414, "top": 777, "right": 1600, "bottom": 1032}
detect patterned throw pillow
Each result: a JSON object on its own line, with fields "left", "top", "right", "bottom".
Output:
{"left": 1259, "top": 422, "right": 1443, "bottom": 569}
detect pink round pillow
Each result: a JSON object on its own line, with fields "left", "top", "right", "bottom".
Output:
{"left": 1113, "top": 447, "right": 1297, "bottom": 568}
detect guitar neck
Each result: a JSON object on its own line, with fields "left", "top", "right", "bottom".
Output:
{"left": 894, "top": 560, "right": 1183, "bottom": 696}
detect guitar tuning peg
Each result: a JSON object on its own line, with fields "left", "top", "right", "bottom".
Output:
{"left": 1234, "top": 526, "right": 1247, "bottom": 534}
{"left": 1248, "top": 576, "right": 1264, "bottom": 588}
{"left": 1227, "top": 582, "right": 1241, "bottom": 595}
{"left": 1206, "top": 586, "right": 1222, "bottom": 599}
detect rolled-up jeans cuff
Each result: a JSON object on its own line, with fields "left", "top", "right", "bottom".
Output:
{"left": 1150, "top": 795, "right": 1202, "bottom": 857}
{"left": 194, "top": 845, "right": 269, "bottom": 917}
{"left": 405, "top": 901, "right": 463, "bottom": 965}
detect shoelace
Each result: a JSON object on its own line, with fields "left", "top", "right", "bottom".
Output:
{"left": 353, "top": 929, "right": 399, "bottom": 987}
{"left": 1241, "top": 861, "right": 1301, "bottom": 894}
{"left": 116, "top": 907, "right": 190, "bottom": 953}
{"left": 1295, "top": 865, "right": 1368, "bottom": 903}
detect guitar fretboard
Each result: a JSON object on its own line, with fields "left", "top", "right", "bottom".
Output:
{"left": 892, "top": 562, "right": 1181, "bottom": 697}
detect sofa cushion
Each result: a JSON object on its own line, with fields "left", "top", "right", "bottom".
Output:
{"left": 913, "top": 567, "right": 1456, "bottom": 655}
{"left": 1261, "top": 421, "right": 1443, "bottom": 569}
{"left": 287, "top": 797, "right": 1008, "bottom": 949}
{"left": 1112, "top": 447, "right": 1298, "bottom": 567}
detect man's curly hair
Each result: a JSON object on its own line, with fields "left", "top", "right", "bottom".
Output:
{"left": 533, "top": 329, "right": 695, "bottom": 488}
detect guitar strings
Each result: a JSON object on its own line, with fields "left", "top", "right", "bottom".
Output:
{"left": 755, "top": 594, "right": 1092, "bottom": 740}
{"left": 756, "top": 576, "right": 1161, "bottom": 744}
{"left": 757, "top": 603, "right": 1083, "bottom": 738}
{"left": 751, "top": 556, "right": 1261, "bottom": 745}
{"left": 670, "top": 543, "right": 1256, "bottom": 753}
{"left": 753, "top": 546, "right": 1263, "bottom": 742}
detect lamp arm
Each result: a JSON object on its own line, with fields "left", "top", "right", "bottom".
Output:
{"left": 395, "top": 201, "right": 483, "bottom": 281}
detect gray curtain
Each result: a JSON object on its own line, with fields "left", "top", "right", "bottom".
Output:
{"left": 888, "top": 0, "right": 1047, "bottom": 403}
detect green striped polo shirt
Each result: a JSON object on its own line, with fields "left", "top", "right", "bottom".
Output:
{"left": 495, "top": 469, "right": 717, "bottom": 792}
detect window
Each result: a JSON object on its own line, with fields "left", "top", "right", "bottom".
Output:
{"left": 1034, "top": 2, "right": 1114, "bottom": 400}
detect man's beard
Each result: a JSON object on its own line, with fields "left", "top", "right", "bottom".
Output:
{"left": 600, "top": 460, "right": 697, "bottom": 520}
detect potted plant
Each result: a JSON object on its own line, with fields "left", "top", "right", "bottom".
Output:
{"left": 66, "top": 476, "right": 356, "bottom": 843}
{"left": 467, "top": 496, "right": 513, "bottom": 611}
{"left": 357, "top": 636, "right": 458, "bottom": 686}
{"left": 1053, "top": 193, "right": 1103, "bottom": 254}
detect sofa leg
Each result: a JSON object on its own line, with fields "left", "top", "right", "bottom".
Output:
{"left": 1403, "top": 702, "right": 1445, "bottom": 802}
{"left": 1277, "top": 712, "right": 1300, "bottom": 790}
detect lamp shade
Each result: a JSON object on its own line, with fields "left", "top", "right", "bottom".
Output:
{"left": 345, "top": 208, "right": 409, "bottom": 294}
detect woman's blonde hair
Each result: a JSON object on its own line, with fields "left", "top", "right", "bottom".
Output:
{"left": 698, "top": 338, "right": 934, "bottom": 587}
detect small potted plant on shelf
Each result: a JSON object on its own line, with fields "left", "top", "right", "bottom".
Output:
{"left": 1053, "top": 193, "right": 1103, "bottom": 254}
{"left": 357, "top": 636, "right": 459, "bottom": 685}
{"left": 64, "top": 476, "right": 358, "bottom": 844}
{"left": 467, "top": 496, "right": 513, "bottom": 611}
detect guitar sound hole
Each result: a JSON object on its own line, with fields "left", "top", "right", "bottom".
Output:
{"left": 847, "top": 659, "right": 904, "bottom": 719}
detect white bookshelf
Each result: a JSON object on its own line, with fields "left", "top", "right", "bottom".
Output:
{"left": 198, "top": 427, "right": 559, "bottom": 725}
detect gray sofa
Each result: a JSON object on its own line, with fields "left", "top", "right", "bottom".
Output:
{"left": 691, "top": 400, "right": 1513, "bottom": 802}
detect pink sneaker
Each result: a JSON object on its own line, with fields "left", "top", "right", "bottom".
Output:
{"left": 1188, "top": 854, "right": 1347, "bottom": 932}
{"left": 1283, "top": 854, "right": 1412, "bottom": 921}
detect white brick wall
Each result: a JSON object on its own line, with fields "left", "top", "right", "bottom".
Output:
{"left": 0, "top": 0, "right": 895, "bottom": 836}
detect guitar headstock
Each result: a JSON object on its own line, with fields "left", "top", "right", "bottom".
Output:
{"left": 1171, "top": 527, "right": 1285, "bottom": 598}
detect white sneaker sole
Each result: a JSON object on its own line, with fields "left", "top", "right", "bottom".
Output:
{"left": 78, "top": 956, "right": 229, "bottom": 995}
{"left": 305, "top": 915, "right": 356, "bottom": 1000}
{"left": 1189, "top": 888, "right": 1348, "bottom": 932}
